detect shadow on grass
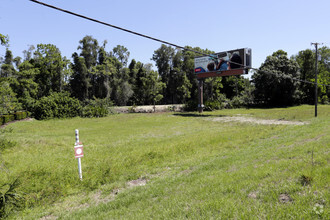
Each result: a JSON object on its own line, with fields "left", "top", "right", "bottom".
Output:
{"left": 173, "top": 113, "right": 227, "bottom": 118}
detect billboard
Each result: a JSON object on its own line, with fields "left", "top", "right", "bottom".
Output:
{"left": 194, "top": 48, "right": 252, "bottom": 78}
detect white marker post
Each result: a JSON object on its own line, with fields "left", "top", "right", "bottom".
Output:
{"left": 75, "top": 129, "right": 84, "bottom": 180}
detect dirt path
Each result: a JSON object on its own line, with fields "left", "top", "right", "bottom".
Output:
{"left": 208, "top": 116, "right": 308, "bottom": 125}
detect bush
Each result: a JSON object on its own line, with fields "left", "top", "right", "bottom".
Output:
{"left": 33, "top": 92, "right": 82, "bottom": 120}
{"left": 0, "top": 178, "right": 23, "bottom": 218}
{"left": 1, "top": 115, "right": 14, "bottom": 125}
{"left": 13, "top": 112, "right": 27, "bottom": 120}
{"left": 204, "top": 100, "right": 225, "bottom": 111}
{"left": 184, "top": 100, "right": 198, "bottom": 111}
{"left": 81, "top": 98, "right": 112, "bottom": 118}
{"left": 227, "top": 96, "right": 245, "bottom": 109}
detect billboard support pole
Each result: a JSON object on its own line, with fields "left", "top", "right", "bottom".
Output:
{"left": 198, "top": 79, "right": 204, "bottom": 113}
{"left": 311, "top": 43, "right": 319, "bottom": 117}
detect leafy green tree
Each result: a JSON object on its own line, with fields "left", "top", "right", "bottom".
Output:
{"left": 317, "top": 47, "right": 330, "bottom": 103}
{"left": 112, "top": 45, "right": 130, "bottom": 67}
{"left": 0, "top": 49, "right": 16, "bottom": 78}
{"left": 221, "top": 76, "right": 246, "bottom": 99}
{"left": 294, "top": 47, "right": 330, "bottom": 104}
{"left": 13, "top": 61, "right": 39, "bottom": 111}
{"left": 203, "top": 76, "right": 228, "bottom": 110}
{"left": 23, "top": 45, "right": 35, "bottom": 61}
{"left": 140, "top": 63, "right": 165, "bottom": 105}
{"left": 252, "top": 50, "right": 301, "bottom": 106}
{"left": 152, "top": 45, "right": 195, "bottom": 104}
{"left": 0, "top": 34, "right": 8, "bottom": 46}
{"left": 34, "top": 44, "right": 69, "bottom": 97}
{"left": 152, "top": 44, "right": 175, "bottom": 103}
{"left": 70, "top": 53, "right": 90, "bottom": 101}
{"left": 78, "top": 36, "right": 99, "bottom": 70}
{"left": 294, "top": 49, "right": 315, "bottom": 104}
{"left": 0, "top": 81, "right": 21, "bottom": 115}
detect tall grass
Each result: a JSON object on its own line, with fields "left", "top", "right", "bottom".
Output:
{"left": 1, "top": 105, "right": 329, "bottom": 219}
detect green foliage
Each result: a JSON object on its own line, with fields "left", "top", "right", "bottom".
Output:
{"left": 0, "top": 81, "right": 21, "bottom": 115}
{"left": 184, "top": 99, "right": 198, "bottom": 111}
{"left": 204, "top": 94, "right": 227, "bottom": 111}
{"left": 13, "top": 111, "right": 27, "bottom": 120}
{"left": 34, "top": 44, "right": 69, "bottom": 97}
{"left": 70, "top": 53, "right": 90, "bottom": 101}
{"left": 0, "top": 112, "right": 27, "bottom": 126}
{"left": 0, "top": 34, "right": 9, "bottom": 46}
{"left": 33, "top": 92, "right": 81, "bottom": 120}
{"left": 0, "top": 178, "right": 23, "bottom": 218}
{"left": 81, "top": 98, "right": 112, "bottom": 118}
{"left": 227, "top": 96, "right": 245, "bottom": 109}
{"left": 1, "top": 114, "right": 15, "bottom": 125}
{"left": 253, "top": 50, "right": 301, "bottom": 107}
{"left": 0, "top": 49, "right": 16, "bottom": 78}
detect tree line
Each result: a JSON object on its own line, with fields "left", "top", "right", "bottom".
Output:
{"left": 0, "top": 34, "right": 329, "bottom": 119}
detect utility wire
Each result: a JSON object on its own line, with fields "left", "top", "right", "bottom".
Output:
{"left": 29, "top": 0, "right": 330, "bottom": 88}
{"left": 29, "top": 0, "right": 208, "bottom": 57}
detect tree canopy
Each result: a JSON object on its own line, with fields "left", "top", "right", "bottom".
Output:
{"left": 0, "top": 33, "right": 329, "bottom": 118}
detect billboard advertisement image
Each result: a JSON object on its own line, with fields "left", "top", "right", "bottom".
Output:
{"left": 194, "top": 48, "right": 252, "bottom": 78}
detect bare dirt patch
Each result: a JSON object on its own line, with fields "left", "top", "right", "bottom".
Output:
{"left": 248, "top": 192, "right": 258, "bottom": 199}
{"left": 279, "top": 193, "right": 293, "bottom": 203}
{"left": 208, "top": 116, "right": 308, "bottom": 125}
{"left": 127, "top": 178, "right": 147, "bottom": 187}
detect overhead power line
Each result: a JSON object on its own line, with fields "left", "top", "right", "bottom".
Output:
{"left": 29, "top": 0, "right": 330, "bottom": 88}
{"left": 29, "top": 0, "right": 208, "bottom": 57}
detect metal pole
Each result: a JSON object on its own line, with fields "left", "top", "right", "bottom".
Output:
{"left": 75, "top": 129, "right": 82, "bottom": 180}
{"left": 311, "top": 43, "right": 319, "bottom": 117}
{"left": 198, "top": 79, "right": 204, "bottom": 113}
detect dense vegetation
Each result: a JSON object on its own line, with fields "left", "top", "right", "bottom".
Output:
{"left": 1, "top": 34, "right": 329, "bottom": 120}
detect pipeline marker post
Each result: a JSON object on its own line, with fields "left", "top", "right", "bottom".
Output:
{"left": 75, "top": 129, "right": 83, "bottom": 180}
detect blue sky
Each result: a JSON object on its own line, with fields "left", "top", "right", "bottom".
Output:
{"left": 1, "top": 0, "right": 330, "bottom": 78}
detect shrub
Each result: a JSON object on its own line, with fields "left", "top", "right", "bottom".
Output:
{"left": 184, "top": 100, "right": 198, "bottom": 111}
{"left": 0, "top": 178, "right": 23, "bottom": 218}
{"left": 33, "top": 92, "right": 82, "bottom": 120}
{"left": 81, "top": 98, "right": 112, "bottom": 118}
{"left": 204, "top": 100, "right": 225, "bottom": 111}
{"left": 1, "top": 115, "right": 15, "bottom": 125}
{"left": 227, "top": 96, "right": 245, "bottom": 109}
{"left": 13, "top": 112, "right": 27, "bottom": 120}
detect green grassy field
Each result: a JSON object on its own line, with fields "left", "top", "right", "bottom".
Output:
{"left": 1, "top": 105, "right": 329, "bottom": 219}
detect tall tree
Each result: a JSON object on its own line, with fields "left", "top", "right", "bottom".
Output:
{"left": 317, "top": 46, "right": 330, "bottom": 103}
{"left": 252, "top": 50, "right": 301, "bottom": 106}
{"left": 78, "top": 36, "right": 99, "bottom": 70}
{"left": 293, "top": 47, "right": 330, "bottom": 104}
{"left": 112, "top": 45, "right": 130, "bottom": 67}
{"left": 0, "top": 49, "right": 16, "bottom": 78}
{"left": 70, "top": 53, "right": 90, "bottom": 100}
{"left": 34, "top": 44, "right": 69, "bottom": 97}
{"left": 294, "top": 49, "right": 315, "bottom": 104}
{"left": 0, "top": 81, "right": 21, "bottom": 114}
{"left": 152, "top": 44, "right": 175, "bottom": 103}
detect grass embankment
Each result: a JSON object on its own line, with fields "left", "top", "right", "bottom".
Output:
{"left": 1, "top": 105, "right": 329, "bottom": 219}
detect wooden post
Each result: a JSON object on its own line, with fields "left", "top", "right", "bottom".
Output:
{"left": 198, "top": 79, "right": 204, "bottom": 113}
